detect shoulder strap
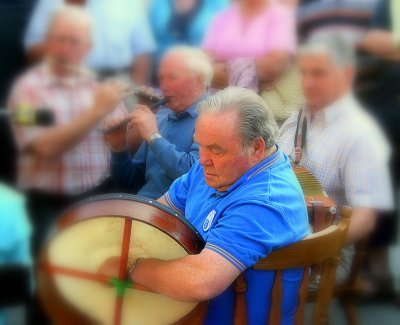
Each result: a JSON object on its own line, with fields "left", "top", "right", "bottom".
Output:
{"left": 293, "top": 109, "right": 307, "bottom": 166}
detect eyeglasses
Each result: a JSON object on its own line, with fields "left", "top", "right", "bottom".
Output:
{"left": 48, "top": 34, "right": 89, "bottom": 47}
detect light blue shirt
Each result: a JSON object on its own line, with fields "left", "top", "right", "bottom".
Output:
{"left": 149, "top": 0, "right": 228, "bottom": 68}
{"left": 0, "top": 184, "right": 32, "bottom": 325}
{"left": 24, "top": 0, "right": 156, "bottom": 70}
{"left": 111, "top": 97, "right": 205, "bottom": 199}
{"left": 164, "top": 149, "right": 310, "bottom": 324}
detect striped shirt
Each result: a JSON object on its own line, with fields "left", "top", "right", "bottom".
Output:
{"left": 278, "top": 93, "right": 393, "bottom": 211}
{"left": 8, "top": 63, "right": 116, "bottom": 195}
{"left": 298, "top": 0, "right": 379, "bottom": 44}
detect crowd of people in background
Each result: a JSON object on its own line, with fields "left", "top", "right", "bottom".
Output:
{"left": 0, "top": 0, "right": 399, "bottom": 324}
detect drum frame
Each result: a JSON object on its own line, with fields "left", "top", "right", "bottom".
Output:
{"left": 37, "top": 194, "right": 206, "bottom": 325}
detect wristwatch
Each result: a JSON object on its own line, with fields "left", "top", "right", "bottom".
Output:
{"left": 146, "top": 132, "right": 162, "bottom": 144}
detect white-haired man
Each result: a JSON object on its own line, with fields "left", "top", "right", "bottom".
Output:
{"left": 100, "top": 87, "right": 309, "bottom": 324}
{"left": 105, "top": 46, "right": 213, "bottom": 199}
{"left": 8, "top": 5, "right": 126, "bottom": 256}
{"left": 278, "top": 32, "right": 394, "bottom": 282}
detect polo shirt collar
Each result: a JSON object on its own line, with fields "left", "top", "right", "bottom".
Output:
{"left": 211, "top": 147, "right": 284, "bottom": 197}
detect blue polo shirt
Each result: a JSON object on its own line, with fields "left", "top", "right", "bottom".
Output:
{"left": 163, "top": 148, "right": 309, "bottom": 324}
{"left": 111, "top": 97, "right": 204, "bottom": 199}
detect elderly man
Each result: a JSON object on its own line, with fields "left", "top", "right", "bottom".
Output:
{"left": 101, "top": 87, "right": 309, "bottom": 324}
{"left": 105, "top": 46, "right": 212, "bottom": 199}
{"left": 8, "top": 5, "right": 126, "bottom": 257}
{"left": 278, "top": 33, "right": 393, "bottom": 282}
{"left": 24, "top": 0, "right": 155, "bottom": 84}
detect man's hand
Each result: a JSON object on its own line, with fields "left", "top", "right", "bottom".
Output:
{"left": 128, "top": 105, "right": 159, "bottom": 141}
{"left": 98, "top": 256, "right": 122, "bottom": 279}
{"left": 103, "top": 115, "right": 128, "bottom": 152}
{"left": 93, "top": 80, "right": 128, "bottom": 117}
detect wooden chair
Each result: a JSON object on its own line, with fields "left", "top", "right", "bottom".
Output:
{"left": 333, "top": 239, "right": 368, "bottom": 325}
{"left": 308, "top": 205, "right": 367, "bottom": 325}
{"left": 233, "top": 206, "right": 352, "bottom": 325}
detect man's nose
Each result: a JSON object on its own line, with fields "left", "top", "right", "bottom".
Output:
{"left": 199, "top": 149, "right": 212, "bottom": 166}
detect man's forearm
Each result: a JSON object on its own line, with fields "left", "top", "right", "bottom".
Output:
{"left": 346, "top": 207, "right": 377, "bottom": 244}
{"left": 150, "top": 139, "right": 199, "bottom": 179}
{"left": 131, "top": 252, "right": 237, "bottom": 302}
{"left": 28, "top": 106, "right": 104, "bottom": 159}
{"left": 360, "top": 30, "right": 400, "bottom": 60}
{"left": 256, "top": 51, "right": 291, "bottom": 84}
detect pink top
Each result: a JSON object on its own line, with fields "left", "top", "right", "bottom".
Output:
{"left": 203, "top": 1, "right": 297, "bottom": 62}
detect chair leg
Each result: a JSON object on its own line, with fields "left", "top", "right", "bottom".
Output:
{"left": 341, "top": 298, "right": 358, "bottom": 325}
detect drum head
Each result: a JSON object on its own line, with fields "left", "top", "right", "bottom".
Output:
{"left": 37, "top": 194, "right": 205, "bottom": 325}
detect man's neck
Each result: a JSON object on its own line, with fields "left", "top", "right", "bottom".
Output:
{"left": 253, "top": 145, "right": 277, "bottom": 168}
{"left": 174, "top": 91, "right": 205, "bottom": 114}
{"left": 308, "top": 91, "right": 350, "bottom": 121}
{"left": 240, "top": 0, "right": 268, "bottom": 17}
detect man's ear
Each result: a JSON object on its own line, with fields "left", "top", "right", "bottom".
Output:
{"left": 252, "top": 137, "right": 266, "bottom": 161}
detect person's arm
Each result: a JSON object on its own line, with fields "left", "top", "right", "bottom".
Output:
{"left": 149, "top": 139, "right": 199, "bottom": 180}
{"left": 99, "top": 248, "right": 240, "bottom": 302}
{"left": 211, "top": 62, "right": 229, "bottom": 89}
{"left": 110, "top": 145, "right": 147, "bottom": 192}
{"left": 256, "top": 51, "right": 292, "bottom": 87}
{"left": 132, "top": 249, "right": 240, "bottom": 301}
{"left": 25, "top": 82, "right": 126, "bottom": 160}
{"left": 359, "top": 30, "right": 400, "bottom": 61}
{"left": 340, "top": 124, "right": 394, "bottom": 244}
{"left": 346, "top": 208, "right": 377, "bottom": 244}
{"left": 127, "top": 105, "right": 199, "bottom": 179}
{"left": 359, "top": 0, "right": 400, "bottom": 61}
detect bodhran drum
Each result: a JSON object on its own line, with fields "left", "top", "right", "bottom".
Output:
{"left": 37, "top": 194, "right": 206, "bottom": 325}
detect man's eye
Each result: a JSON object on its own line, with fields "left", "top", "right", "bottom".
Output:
{"left": 211, "top": 149, "right": 223, "bottom": 155}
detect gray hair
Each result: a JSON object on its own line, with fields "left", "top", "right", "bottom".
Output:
{"left": 197, "top": 87, "right": 278, "bottom": 155}
{"left": 164, "top": 46, "right": 213, "bottom": 88}
{"left": 48, "top": 4, "right": 92, "bottom": 39}
{"left": 298, "top": 32, "right": 356, "bottom": 67}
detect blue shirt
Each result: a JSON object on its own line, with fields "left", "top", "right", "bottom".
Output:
{"left": 149, "top": 0, "right": 228, "bottom": 68}
{"left": 0, "top": 184, "right": 32, "bottom": 325}
{"left": 24, "top": 0, "right": 156, "bottom": 70}
{"left": 163, "top": 149, "right": 309, "bottom": 324}
{"left": 111, "top": 98, "right": 203, "bottom": 199}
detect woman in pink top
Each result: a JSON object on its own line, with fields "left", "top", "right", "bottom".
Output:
{"left": 203, "top": 0, "right": 297, "bottom": 90}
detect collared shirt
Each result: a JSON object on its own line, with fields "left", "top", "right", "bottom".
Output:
{"left": 24, "top": 0, "right": 156, "bottom": 70}
{"left": 8, "top": 63, "right": 113, "bottom": 195}
{"left": 278, "top": 93, "right": 393, "bottom": 211}
{"left": 202, "top": 1, "right": 296, "bottom": 62}
{"left": 164, "top": 149, "right": 309, "bottom": 324}
{"left": 111, "top": 98, "right": 204, "bottom": 199}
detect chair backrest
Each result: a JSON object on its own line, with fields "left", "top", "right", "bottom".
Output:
{"left": 233, "top": 206, "right": 352, "bottom": 325}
